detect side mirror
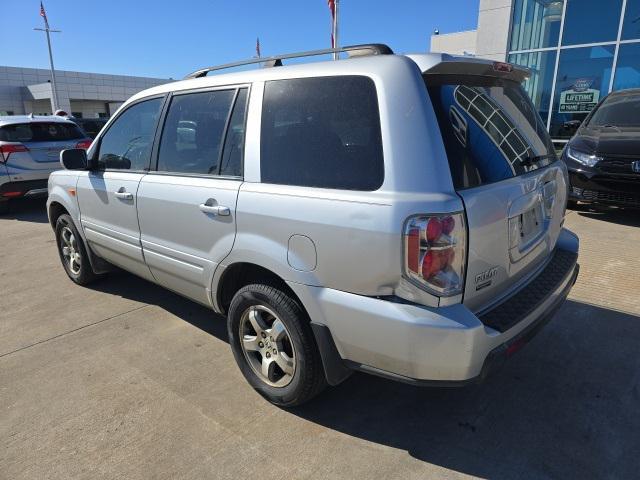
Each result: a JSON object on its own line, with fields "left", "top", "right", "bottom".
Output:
{"left": 60, "top": 148, "right": 88, "bottom": 170}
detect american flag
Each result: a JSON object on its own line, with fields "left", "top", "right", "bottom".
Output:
{"left": 256, "top": 37, "right": 261, "bottom": 58}
{"left": 327, "top": 0, "right": 336, "bottom": 48}
{"left": 40, "top": 1, "right": 49, "bottom": 27}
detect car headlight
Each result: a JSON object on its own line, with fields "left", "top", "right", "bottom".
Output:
{"left": 567, "top": 146, "right": 602, "bottom": 167}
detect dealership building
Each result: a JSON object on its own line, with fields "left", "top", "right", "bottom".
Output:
{"left": 432, "top": 0, "right": 640, "bottom": 143}
{"left": 0, "top": 66, "right": 168, "bottom": 119}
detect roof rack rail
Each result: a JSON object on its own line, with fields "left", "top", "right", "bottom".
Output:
{"left": 184, "top": 43, "right": 393, "bottom": 79}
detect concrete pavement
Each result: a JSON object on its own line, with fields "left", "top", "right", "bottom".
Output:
{"left": 1, "top": 199, "right": 639, "bottom": 479}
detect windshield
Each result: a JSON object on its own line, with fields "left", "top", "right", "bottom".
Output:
{"left": 587, "top": 92, "right": 640, "bottom": 128}
{"left": 425, "top": 75, "right": 556, "bottom": 189}
{"left": 0, "top": 122, "right": 85, "bottom": 143}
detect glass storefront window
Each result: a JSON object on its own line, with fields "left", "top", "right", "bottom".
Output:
{"left": 549, "top": 45, "right": 615, "bottom": 138}
{"left": 622, "top": 0, "right": 640, "bottom": 40}
{"left": 508, "top": 50, "right": 557, "bottom": 121}
{"left": 613, "top": 43, "right": 640, "bottom": 90}
{"left": 510, "top": 0, "right": 564, "bottom": 51}
{"left": 562, "top": 0, "right": 622, "bottom": 46}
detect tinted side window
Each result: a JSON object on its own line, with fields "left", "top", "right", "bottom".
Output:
{"left": 157, "top": 89, "right": 236, "bottom": 175}
{"left": 0, "top": 122, "right": 84, "bottom": 142}
{"left": 98, "top": 98, "right": 162, "bottom": 170}
{"left": 220, "top": 89, "right": 248, "bottom": 177}
{"left": 261, "top": 76, "right": 384, "bottom": 190}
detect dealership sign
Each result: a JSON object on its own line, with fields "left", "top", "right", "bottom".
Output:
{"left": 559, "top": 78, "right": 600, "bottom": 114}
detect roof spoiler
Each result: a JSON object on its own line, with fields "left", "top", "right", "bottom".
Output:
{"left": 184, "top": 43, "right": 394, "bottom": 79}
{"left": 410, "top": 54, "right": 530, "bottom": 83}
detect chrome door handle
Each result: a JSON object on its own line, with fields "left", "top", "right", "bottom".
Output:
{"left": 199, "top": 203, "right": 230, "bottom": 216}
{"left": 114, "top": 190, "right": 133, "bottom": 200}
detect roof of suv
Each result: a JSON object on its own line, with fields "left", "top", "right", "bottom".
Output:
{"left": 126, "top": 51, "right": 530, "bottom": 105}
{"left": 0, "top": 115, "right": 77, "bottom": 127}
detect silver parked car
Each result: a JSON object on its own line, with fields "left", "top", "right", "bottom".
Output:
{"left": 0, "top": 115, "right": 91, "bottom": 213}
{"left": 47, "top": 44, "right": 579, "bottom": 406}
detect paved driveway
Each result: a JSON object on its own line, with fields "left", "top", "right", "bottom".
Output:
{"left": 1, "top": 199, "right": 639, "bottom": 479}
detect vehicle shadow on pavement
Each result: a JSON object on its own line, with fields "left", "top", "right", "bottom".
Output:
{"left": 90, "top": 271, "right": 229, "bottom": 341}
{"left": 0, "top": 198, "right": 49, "bottom": 223}
{"left": 290, "top": 300, "right": 640, "bottom": 479}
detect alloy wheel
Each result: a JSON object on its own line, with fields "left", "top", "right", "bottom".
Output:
{"left": 239, "top": 305, "right": 296, "bottom": 387}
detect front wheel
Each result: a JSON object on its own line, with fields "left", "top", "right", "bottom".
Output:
{"left": 55, "top": 214, "right": 100, "bottom": 285}
{"left": 227, "top": 283, "right": 326, "bottom": 406}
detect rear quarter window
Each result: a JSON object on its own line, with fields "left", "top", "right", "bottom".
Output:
{"left": 0, "top": 122, "right": 85, "bottom": 142}
{"left": 260, "top": 76, "right": 384, "bottom": 191}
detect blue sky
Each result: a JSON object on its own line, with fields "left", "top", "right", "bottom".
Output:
{"left": 1, "top": 0, "right": 479, "bottom": 79}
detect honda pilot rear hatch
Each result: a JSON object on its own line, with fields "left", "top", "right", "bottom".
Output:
{"left": 415, "top": 55, "right": 568, "bottom": 313}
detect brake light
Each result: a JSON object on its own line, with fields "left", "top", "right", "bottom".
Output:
{"left": 0, "top": 143, "right": 28, "bottom": 163}
{"left": 76, "top": 139, "right": 92, "bottom": 150}
{"left": 493, "top": 61, "right": 513, "bottom": 73}
{"left": 404, "top": 213, "right": 466, "bottom": 296}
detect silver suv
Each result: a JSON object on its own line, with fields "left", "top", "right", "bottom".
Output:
{"left": 47, "top": 45, "right": 579, "bottom": 406}
{"left": 0, "top": 115, "right": 91, "bottom": 213}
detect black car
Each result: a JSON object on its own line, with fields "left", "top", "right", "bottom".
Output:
{"left": 72, "top": 117, "right": 108, "bottom": 139}
{"left": 562, "top": 88, "right": 640, "bottom": 208}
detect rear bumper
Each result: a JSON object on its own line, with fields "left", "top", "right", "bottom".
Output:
{"left": 568, "top": 169, "right": 640, "bottom": 207}
{"left": 0, "top": 178, "right": 49, "bottom": 200}
{"left": 291, "top": 228, "right": 579, "bottom": 385}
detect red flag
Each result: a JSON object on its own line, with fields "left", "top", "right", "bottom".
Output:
{"left": 327, "top": 0, "right": 336, "bottom": 48}
{"left": 256, "top": 37, "right": 261, "bottom": 58}
{"left": 40, "top": 1, "right": 49, "bottom": 27}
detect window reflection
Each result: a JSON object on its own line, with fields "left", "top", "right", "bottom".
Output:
{"left": 613, "top": 43, "right": 640, "bottom": 90}
{"left": 510, "top": 0, "right": 563, "bottom": 51}
{"left": 622, "top": 0, "right": 640, "bottom": 40}
{"left": 562, "top": 0, "right": 622, "bottom": 45}
{"left": 549, "top": 46, "right": 615, "bottom": 139}
{"left": 454, "top": 86, "right": 534, "bottom": 169}
{"left": 508, "top": 50, "right": 556, "bottom": 121}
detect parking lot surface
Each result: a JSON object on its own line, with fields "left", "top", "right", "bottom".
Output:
{"left": 1, "top": 200, "right": 639, "bottom": 479}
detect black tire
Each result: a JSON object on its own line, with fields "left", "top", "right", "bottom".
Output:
{"left": 227, "top": 283, "right": 327, "bottom": 407}
{"left": 0, "top": 200, "right": 9, "bottom": 215}
{"left": 55, "top": 214, "right": 100, "bottom": 285}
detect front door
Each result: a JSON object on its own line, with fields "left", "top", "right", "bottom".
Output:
{"left": 137, "top": 87, "right": 248, "bottom": 306}
{"left": 76, "top": 96, "right": 164, "bottom": 282}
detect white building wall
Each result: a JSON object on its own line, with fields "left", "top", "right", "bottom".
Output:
{"left": 475, "top": 0, "right": 514, "bottom": 61}
{"left": 430, "top": 30, "right": 478, "bottom": 55}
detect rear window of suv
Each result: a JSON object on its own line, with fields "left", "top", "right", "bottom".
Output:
{"left": 261, "top": 76, "right": 384, "bottom": 191}
{"left": 425, "top": 75, "right": 556, "bottom": 189}
{"left": 0, "top": 122, "right": 85, "bottom": 143}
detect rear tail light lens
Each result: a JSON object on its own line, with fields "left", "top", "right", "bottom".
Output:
{"left": 75, "top": 139, "right": 92, "bottom": 150}
{"left": 0, "top": 143, "right": 28, "bottom": 163}
{"left": 404, "top": 213, "right": 466, "bottom": 296}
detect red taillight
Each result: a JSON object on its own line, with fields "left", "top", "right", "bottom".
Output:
{"left": 404, "top": 213, "right": 466, "bottom": 296}
{"left": 425, "top": 218, "right": 442, "bottom": 242}
{"left": 1, "top": 191, "right": 23, "bottom": 198}
{"left": 0, "top": 143, "right": 28, "bottom": 162}
{"left": 76, "top": 139, "right": 92, "bottom": 150}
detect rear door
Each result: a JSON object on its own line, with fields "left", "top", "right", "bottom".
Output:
{"left": 136, "top": 86, "right": 248, "bottom": 306}
{"left": 0, "top": 121, "right": 86, "bottom": 182}
{"left": 424, "top": 66, "right": 568, "bottom": 313}
{"left": 76, "top": 97, "right": 164, "bottom": 282}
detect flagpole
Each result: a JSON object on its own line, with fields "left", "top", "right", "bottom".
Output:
{"left": 34, "top": 4, "right": 61, "bottom": 112}
{"left": 333, "top": 0, "right": 339, "bottom": 60}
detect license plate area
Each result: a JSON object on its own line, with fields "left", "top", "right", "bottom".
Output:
{"left": 509, "top": 201, "right": 545, "bottom": 262}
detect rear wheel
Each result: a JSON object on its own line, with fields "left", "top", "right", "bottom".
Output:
{"left": 227, "top": 283, "right": 326, "bottom": 406}
{"left": 0, "top": 200, "right": 9, "bottom": 215}
{"left": 55, "top": 214, "right": 100, "bottom": 285}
